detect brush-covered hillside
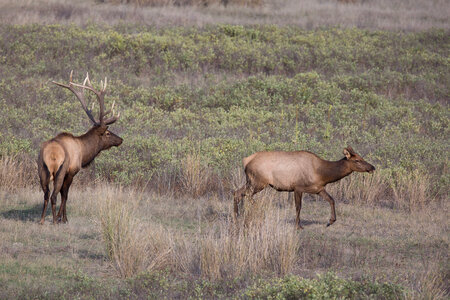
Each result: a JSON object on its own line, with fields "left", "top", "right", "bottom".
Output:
{"left": 0, "top": 0, "right": 449, "bottom": 299}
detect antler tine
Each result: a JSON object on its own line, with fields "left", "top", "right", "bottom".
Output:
{"left": 103, "top": 101, "right": 120, "bottom": 125}
{"left": 82, "top": 75, "right": 88, "bottom": 87}
{"left": 52, "top": 71, "right": 98, "bottom": 125}
{"left": 72, "top": 72, "right": 107, "bottom": 125}
{"left": 85, "top": 72, "right": 91, "bottom": 86}
{"left": 53, "top": 71, "right": 116, "bottom": 127}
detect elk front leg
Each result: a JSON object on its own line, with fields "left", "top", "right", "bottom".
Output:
{"left": 294, "top": 190, "right": 303, "bottom": 229}
{"left": 319, "top": 190, "right": 336, "bottom": 227}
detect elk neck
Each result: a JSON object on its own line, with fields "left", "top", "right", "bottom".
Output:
{"left": 317, "top": 158, "right": 353, "bottom": 185}
{"left": 78, "top": 127, "right": 104, "bottom": 167}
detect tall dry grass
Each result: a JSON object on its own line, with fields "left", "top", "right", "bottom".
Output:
{"left": 200, "top": 205, "right": 300, "bottom": 280}
{"left": 328, "top": 172, "right": 389, "bottom": 207}
{"left": 391, "top": 170, "right": 433, "bottom": 212}
{"left": 328, "top": 170, "right": 438, "bottom": 212}
{"left": 96, "top": 185, "right": 174, "bottom": 278}
{"left": 0, "top": 155, "right": 37, "bottom": 191}
{"left": 407, "top": 260, "right": 450, "bottom": 300}
{"left": 179, "top": 152, "right": 212, "bottom": 198}
{"left": 93, "top": 183, "right": 300, "bottom": 280}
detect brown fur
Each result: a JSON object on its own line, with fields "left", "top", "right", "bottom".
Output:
{"left": 234, "top": 146, "right": 375, "bottom": 228}
{"left": 39, "top": 72, "right": 122, "bottom": 224}
{"left": 38, "top": 126, "right": 122, "bottom": 224}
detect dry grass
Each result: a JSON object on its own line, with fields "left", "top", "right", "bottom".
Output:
{"left": 392, "top": 170, "right": 433, "bottom": 212}
{"left": 0, "top": 162, "right": 448, "bottom": 297}
{"left": 103, "top": 0, "right": 262, "bottom": 6}
{"left": 180, "top": 152, "right": 212, "bottom": 198}
{"left": 327, "top": 169, "right": 439, "bottom": 212}
{"left": 201, "top": 198, "right": 299, "bottom": 280}
{"left": 85, "top": 185, "right": 174, "bottom": 277}
{"left": 0, "top": 155, "right": 37, "bottom": 192}
{"left": 328, "top": 171, "right": 388, "bottom": 207}
{"left": 0, "top": 0, "right": 448, "bottom": 31}
{"left": 416, "top": 263, "right": 449, "bottom": 300}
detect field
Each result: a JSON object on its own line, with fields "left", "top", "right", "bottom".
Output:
{"left": 0, "top": 0, "right": 449, "bottom": 299}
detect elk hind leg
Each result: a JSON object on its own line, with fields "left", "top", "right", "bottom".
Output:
{"left": 39, "top": 165, "right": 50, "bottom": 225}
{"left": 50, "top": 166, "right": 66, "bottom": 224}
{"left": 58, "top": 175, "right": 73, "bottom": 223}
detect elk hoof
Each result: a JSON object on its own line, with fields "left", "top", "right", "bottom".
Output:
{"left": 296, "top": 225, "right": 304, "bottom": 230}
{"left": 326, "top": 220, "right": 336, "bottom": 227}
{"left": 39, "top": 220, "right": 45, "bottom": 225}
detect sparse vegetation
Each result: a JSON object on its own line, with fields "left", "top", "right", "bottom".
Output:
{"left": 0, "top": 0, "right": 448, "bottom": 298}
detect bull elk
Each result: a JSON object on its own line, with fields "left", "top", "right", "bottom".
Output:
{"left": 38, "top": 71, "right": 122, "bottom": 224}
{"left": 233, "top": 147, "right": 375, "bottom": 228}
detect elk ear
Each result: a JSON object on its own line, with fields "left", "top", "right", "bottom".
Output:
{"left": 346, "top": 146, "right": 355, "bottom": 154}
{"left": 343, "top": 148, "right": 352, "bottom": 159}
{"left": 98, "top": 125, "right": 108, "bottom": 134}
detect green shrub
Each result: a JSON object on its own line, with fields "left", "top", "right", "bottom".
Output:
{"left": 243, "top": 273, "right": 404, "bottom": 299}
{"left": 0, "top": 24, "right": 448, "bottom": 199}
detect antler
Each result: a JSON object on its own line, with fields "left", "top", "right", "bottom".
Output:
{"left": 52, "top": 70, "right": 120, "bottom": 126}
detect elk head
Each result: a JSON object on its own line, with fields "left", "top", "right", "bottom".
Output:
{"left": 52, "top": 71, "right": 123, "bottom": 148}
{"left": 343, "top": 146, "right": 375, "bottom": 173}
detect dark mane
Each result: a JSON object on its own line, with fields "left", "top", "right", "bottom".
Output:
{"left": 53, "top": 132, "right": 75, "bottom": 139}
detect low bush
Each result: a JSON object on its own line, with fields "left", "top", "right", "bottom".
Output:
{"left": 243, "top": 272, "right": 404, "bottom": 299}
{"left": 0, "top": 25, "right": 448, "bottom": 204}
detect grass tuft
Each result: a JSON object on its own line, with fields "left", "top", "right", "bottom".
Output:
{"left": 180, "top": 152, "right": 212, "bottom": 198}
{"left": 200, "top": 200, "right": 299, "bottom": 280}
{"left": 97, "top": 186, "right": 173, "bottom": 278}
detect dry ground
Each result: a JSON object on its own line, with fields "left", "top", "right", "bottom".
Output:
{"left": 0, "top": 180, "right": 448, "bottom": 298}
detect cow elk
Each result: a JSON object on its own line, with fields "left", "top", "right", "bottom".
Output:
{"left": 38, "top": 71, "right": 122, "bottom": 224}
{"left": 233, "top": 147, "right": 375, "bottom": 228}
